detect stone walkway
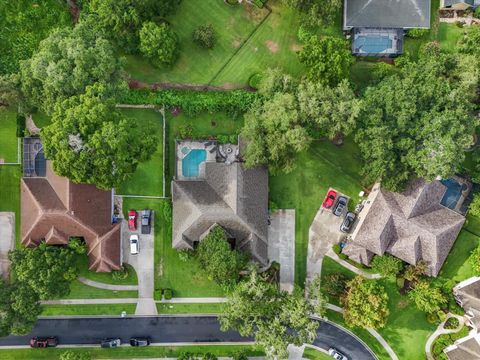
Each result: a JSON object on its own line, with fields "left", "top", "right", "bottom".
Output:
{"left": 326, "top": 249, "right": 382, "bottom": 279}
{"left": 26, "top": 115, "right": 41, "bottom": 135}
{"left": 268, "top": 209, "right": 295, "bottom": 293}
{"left": 425, "top": 313, "right": 465, "bottom": 360}
{"left": 77, "top": 277, "right": 138, "bottom": 291}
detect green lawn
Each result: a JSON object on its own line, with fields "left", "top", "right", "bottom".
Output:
{"left": 77, "top": 256, "right": 138, "bottom": 286}
{"left": 0, "top": 107, "right": 18, "bottom": 163}
{"left": 320, "top": 256, "right": 355, "bottom": 306}
{"left": 302, "top": 347, "right": 332, "bottom": 360}
{"left": 116, "top": 108, "right": 164, "bottom": 197}
{"left": 124, "top": 0, "right": 268, "bottom": 85}
{"left": 122, "top": 197, "right": 224, "bottom": 297}
{"left": 157, "top": 302, "right": 224, "bottom": 314}
{"left": 41, "top": 303, "right": 136, "bottom": 316}
{"left": 60, "top": 280, "right": 138, "bottom": 300}
{"left": 0, "top": 165, "right": 21, "bottom": 244}
{"left": 270, "top": 139, "right": 366, "bottom": 286}
{"left": 0, "top": 345, "right": 263, "bottom": 360}
{"left": 325, "top": 310, "right": 391, "bottom": 360}
{"left": 32, "top": 111, "right": 52, "bottom": 128}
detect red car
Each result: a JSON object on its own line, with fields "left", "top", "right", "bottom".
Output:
{"left": 322, "top": 190, "right": 337, "bottom": 209}
{"left": 30, "top": 337, "right": 58, "bottom": 348}
{"left": 128, "top": 210, "right": 137, "bottom": 231}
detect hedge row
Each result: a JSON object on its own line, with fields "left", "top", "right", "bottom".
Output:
{"left": 120, "top": 89, "right": 260, "bottom": 117}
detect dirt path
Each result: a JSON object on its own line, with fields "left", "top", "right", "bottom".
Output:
{"left": 128, "top": 79, "right": 254, "bottom": 92}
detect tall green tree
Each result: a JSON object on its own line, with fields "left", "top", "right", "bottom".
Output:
{"left": 307, "top": 274, "right": 328, "bottom": 316}
{"left": 42, "top": 83, "right": 157, "bottom": 189}
{"left": 220, "top": 271, "right": 318, "bottom": 359}
{"left": 9, "top": 283, "right": 41, "bottom": 335}
{"left": 9, "top": 242, "right": 78, "bottom": 300}
{"left": 370, "top": 255, "right": 404, "bottom": 278}
{"left": 458, "top": 25, "right": 480, "bottom": 57}
{"left": 298, "top": 36, "right": 354, "bottom": 86}
{"left": 257, "top": 68, "right": 299, "bottom": 97}
{"left": 355, "top": 52, "right": 478, "bottom": 191}
{"left": 297, "top": 79, "right": 362, "bottom": 139}
{"left": 19, "top": 20, "right": 127, "bottom": 115}
{"left": 408, "top": 281, "right": 447, "bottom": 314}
{"left": 139, "top": 22, "right": 179, "bottom": 66}
{"left": 342, "top": 276, "right": 389, "bottom": 329}
{"left": 196, "top": 226, "right": 247, "bottom": 287}
{"left": 242, "top": 93, "right": 310, "bottom": 174}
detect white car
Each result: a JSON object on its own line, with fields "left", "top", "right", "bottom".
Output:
{"left": 328, "top": 348, "right": 348, "bottom": 360}
{"left": 130, "top": 234, "right": 139, "bottom": 255}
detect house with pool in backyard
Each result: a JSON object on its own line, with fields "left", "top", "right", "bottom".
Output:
{"left": 171, "top": 139, "right": 270, "bottom": 265}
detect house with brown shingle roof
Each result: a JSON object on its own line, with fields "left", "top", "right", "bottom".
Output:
{"left": 21, "top": 160, "right": 121, "bottom": 272}
{"left": 342, "top": 179, "right": 466, "bottom": 276}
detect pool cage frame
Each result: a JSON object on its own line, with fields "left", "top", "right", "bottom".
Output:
{"left": 23, "top": 137, "right": 46, "bottom": 177}
{"left": 352, "top": 27, "right": 404, "bottom": 57}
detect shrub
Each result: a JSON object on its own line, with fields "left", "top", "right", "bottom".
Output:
{"left": 176, "top": 123, "right": 194, "bottom": 139}
{"left": 193, "top": 24, "right": 216, "bottom": 49}
{"left": 332, "top": 244, "right": 342, "bottom": 255}
{"left": 16, "top": 113, "right": 25, "bottom": 137}
{"left": 406, "top": 28, "right": 429, "bottom": 38}
{"left": 139, "top": 22, "right": 178, "bottom": 66}
{"left": 178, "top": 249, "right": 194, "bottom": 262}
{"left": 455, "top": 21, "right": 464, "bottom": 28}
{"left": 475, "top": 6, "right": 480, "bottom": 18}
{"left": 323, "top": 273, "right": 347, "bottom": 297}
{"left": 68, "top": 237, "right": 87, "bottom": 254}
{"left": 112, "top": 265, "right": 129, "bottom": 280}
{"left": 231, "top": 349, "right": 249, "bottom": 360}
{"left": 371, "top": 255, "right": 404, "bottom": 277}
{"left": 59, "top": 350, "right": 92, "bottom": 360}
{"left": 226, "top": 0, "right": 239, "bottom": 5}
{"left": 339, "top": 253, "right": 348, "bottom": 260}
{"left": 396, "top": 277, "right": 405, "bottom": 289}
{"left": 202, "top": 353, "right": 218, "bottom": 360}
{"left": 444, "top": 317, "right": 460, "bottom": 330}
{"left": 248, "top": 73, "right": 262, "bottom": 89}
{"left": 154, "top": 289, "right": 163, "bottom": 300}
{"left": 178, "top": 352, "right": 196, "bottom": 360}
{"left": 163, "top": 288, "right": 173, "bottom": 300}
{"left": 426, "top": 312, "right": 439, "bottom": 324}
{"left": 160, "top": 200, "right": 172, "bottom": 220}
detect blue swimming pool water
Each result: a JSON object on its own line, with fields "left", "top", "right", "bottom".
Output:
{"left": 182, "top": 149, "right": 207, "bottom": 177}
{"left": 355, "top": 35, "right": 392, "bottom": 54}
{"left": 440, "top": 178, "right": 463, "bottom": 210}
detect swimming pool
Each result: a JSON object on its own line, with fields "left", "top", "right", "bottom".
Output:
{"left": 182, "top": 149, "right": 207, "bottom": 178}
{"left": 441, "top": 178, "right": 467, "bottom": 210}
{"left": 354, "top": 35, "right": 393, "bottom": 54}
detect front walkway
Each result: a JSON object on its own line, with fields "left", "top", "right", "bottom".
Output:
{"left": 268, "top": 209, "right": 295, "bottom": 293}
{"left": 425, "top": 313, "right": 465, "bottom": 360}
{"left": 326, "top": 249, "right": 381, "bottom": 280}
{"left": 77, "top": 277, "right": 138, "bottom": 291}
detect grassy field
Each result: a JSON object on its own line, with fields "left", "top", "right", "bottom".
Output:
{"left": 41, "top": 303, "right": 136, "bottom": 316}
{"left": 157, "top": 302, "right": 224, "bottom": 314}
{"left": 302, "top": 347, "right": 331, "bottom": 360}
{"left": 124, "top": 0, "right": 267, "bottom": 85}
{"left": 0, "top": 107, "right": 18, "bottom": 163}
{"left": 0, "top": 345, "right": 263, "bottom": 360}
{"left": 270, "top": 139, "right": 366, "bottom": 286}
{"left": 0, "top": 165, "right": 21, "bottom": 244}
{"left": 122, "top": 197, "right": 224, "bottom": 297}
{"left": 77, "top": 256, "right": 138, "bottom": 286}
{"left": 60, "top": 280, "right": 138, "bottom": 300}
{"left": 116, "top": 108, "right": 164, "bottom": 197}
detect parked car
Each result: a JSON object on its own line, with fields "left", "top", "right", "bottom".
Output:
{"left": 30, "top": 337, "right": 58, "bottom": 348}
{"left": 128, "top": 210, "right": 137, "bottom": 231}
{"left": 130, "top": 337, "right": 151, "bottom": 347}
{"left": 141, "top": 209, "right": 152, "bottom": 234}
{"left": 340, "top": 212, "right": 356, "bottom": 233}
{"left": 333, "top": 196, "right": 348, "bottom": 216}
{"left": 130, "top": 234, "right": 139, "bottom": 255}
{"left": 101, "top": 338, "right": 121, "bottom": 348}
{"left": 322, "top": 190, "right": 337, "bottom": 209}
{"left": 328, "top": 347, "right": 348, "bottom": 360}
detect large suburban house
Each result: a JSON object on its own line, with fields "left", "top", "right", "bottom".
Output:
{"left": 21, "top": 138, "right": 121, "bottom": 272}
{"left": 444, "top": 277, "right": 480, "bottom": 359}
{"left": 342, "top": 178, "right": 469, "bottom": 276}
{"left": 172, "top": 140, "right": 269, "bottom": 265}
{"left": 344, "top": 0, "right": 431, "bottom": 56}
{"left": 441, "top": 0, "right": 480, "bottom": 10}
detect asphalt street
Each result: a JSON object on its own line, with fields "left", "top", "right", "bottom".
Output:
{"left": 0, "top": 316, "right": 375, "bottom": 359}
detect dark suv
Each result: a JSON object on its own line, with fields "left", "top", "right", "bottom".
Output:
{"left": 101, "top": 338, "right": 121, "bottom": 348}
{"left": 141, "top": 210, "right": 152, "bottom": 234}
{"left": 30, "top": 337, "right": 58, "bottom": 348}
{"left": 130, "top": 337, "right": 151, "bottom": 347}
{"left": 333, "top": 196, "right": 348, "bottom": 216}
{"left": 340, "top": 212, "right": 356, "bottom": 233}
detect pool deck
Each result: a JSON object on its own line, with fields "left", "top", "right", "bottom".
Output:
{"left": 175, "top": 140, "right": 217, "bottom": 180}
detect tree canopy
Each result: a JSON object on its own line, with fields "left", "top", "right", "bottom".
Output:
{"left": 281, "top": 0, "right": 342, "bottom": 27}
{"left": 355, "top": 52, "right": 479, "bottom": 191}
{"left": 342, "top": 276, "right": 389, "bottom": 329}
{"left": 370, "top": 255, "right": 404, "bottom": 278}
{"left": 196, "top": 226, "right": 247, "bottom": 287}
{"left": 139, "top": 22, "right": 179, "bottom": 66}
{"left": 42, "top": 83, "right": 157, "bottom": 189}
{"left": 408, "top": 280, "right": 447, "bottom": 314}
{"left": 220, "top": 271, "right": 318, "bottom": 358}
{"left": 19, "top": 20, "right": 127, "bottom": 115}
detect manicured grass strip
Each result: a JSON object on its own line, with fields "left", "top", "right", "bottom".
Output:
{"left": 325, "top": 310, "right": 391, "bottom": 360}
{"left": 60, "top": 280, "right": 138, "bottom": 300}
{"left": 303, "top": 347, "right": 332, "bottom": 360}
{"left": 116, "top": 108, "right": 164, "bottom": 197}
{"left": 0, "top": 165, "right": 21, "bottom": 244}
{"left": 156, "top": 303, "right": 224, "bottom": 314}
{"left": 32, "top": 112, "right": 51, "bottom": 128}
{"left": 0, "top": 345, "right": 263, "bottom": 360}
{"left": 41, "top": 304, "right": 136, "bottom": 316}
{"left": 77, "top": 256, "right": 138, "bottom": 286}
{"left": 0, "top": 107, "right": 18, "bottom": 162}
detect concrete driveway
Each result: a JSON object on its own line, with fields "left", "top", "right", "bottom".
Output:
{"left": 307, "top": 191, "right": 349, "bottom": 282}
{"left": 122, "top": 211, "right": 156, "bottom": 315}
{"left": 0, "top": 212, "right": 15, "bottom": 280}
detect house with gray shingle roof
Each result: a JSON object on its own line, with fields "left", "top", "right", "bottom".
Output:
{"left": 172, "top": 140, "right": 269, "bottom": 265}
{"left": 342, "top": 179, "right": 466, "bottom": 276}
{"left": 442, "top": 0, "right": 478, "bottom": 10}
